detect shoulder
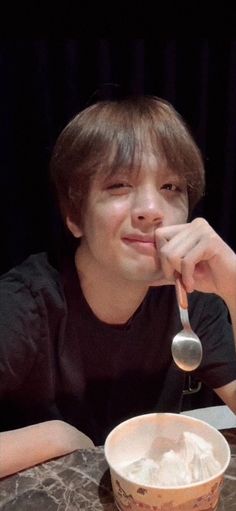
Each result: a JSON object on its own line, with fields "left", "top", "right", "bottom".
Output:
{"left": 0, "top": 252, "right": 61, "bottom": 295}
{"left": 0, "top": 252, "right": 66, "bottom": 317}
{"left": 0, "top": 253, "right": 67, "bottom": 366}
{"left": 0, "top": 252, "right": 59, "bottom": 283}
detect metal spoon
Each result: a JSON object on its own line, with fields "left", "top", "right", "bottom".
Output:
{"left": 171, "top": 275, "right": 203, "bottom": 371}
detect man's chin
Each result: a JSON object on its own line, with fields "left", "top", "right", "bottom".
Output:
{"left": 139, "top": 269, "right": 173, "bottom": 287}
{"left": 123, "top": 265, "right": 172, "bottom": 286}
{"left": 149, "top": 275, "right": 174, "bottom": 287}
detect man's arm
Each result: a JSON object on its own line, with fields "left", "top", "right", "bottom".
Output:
{"left": 0, "top": 420, "right": 94, "bottom": 478}
{"left": 214, "top": 380, "right": 236, "bottom": 415}
{"left": 222, "top": 297, "right": 236, "bottom": 351}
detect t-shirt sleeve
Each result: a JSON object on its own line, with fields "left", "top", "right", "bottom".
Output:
{"left": 192, "top": 293, "right": 236, "bottom": 389}
{"left": 0, "top": 274, "right": 41, "bottom": 394}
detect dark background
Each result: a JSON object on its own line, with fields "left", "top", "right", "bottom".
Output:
{"left": 0, "top": 8, "right": 236, "bottom": 410}
{"left": 1, "top": 35, "right": 236, "bottom": 273}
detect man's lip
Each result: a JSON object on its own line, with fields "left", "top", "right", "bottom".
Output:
{"left": 122, "top": 236, "right": 155, "bottom": 244}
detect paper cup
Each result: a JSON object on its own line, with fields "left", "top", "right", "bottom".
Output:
{"left": 104, "top": 413, "right": 230, "bottom": 511}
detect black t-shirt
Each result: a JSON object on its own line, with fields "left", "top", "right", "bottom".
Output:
{"left": 0, "top": 253, "right": 236, "bottom": 445}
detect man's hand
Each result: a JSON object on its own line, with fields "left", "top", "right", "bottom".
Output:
{"left": 154, "top": 217, "right": 236, "bottom": 301}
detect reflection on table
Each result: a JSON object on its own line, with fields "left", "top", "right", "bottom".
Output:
{"left": 0, "top": 429, "right": 236, "bottom": 510}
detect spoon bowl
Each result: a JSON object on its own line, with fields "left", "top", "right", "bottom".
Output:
{"left": 171, "top": 276, "right": 203, "bottom": 372}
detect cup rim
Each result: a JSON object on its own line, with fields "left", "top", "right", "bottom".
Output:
{"left": 104, "top": 412, "right": 231, "bottom": 490}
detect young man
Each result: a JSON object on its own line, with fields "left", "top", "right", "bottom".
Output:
{"left": 1, "top": 96, "right": 236, "bottom": 477}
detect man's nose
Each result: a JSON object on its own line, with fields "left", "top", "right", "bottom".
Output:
{"left": 131, "top": 190, "right": 164, "bottom": 227}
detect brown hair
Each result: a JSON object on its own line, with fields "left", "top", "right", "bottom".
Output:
{"left": 50, "top": 96, "right": 205, "bottom": 225}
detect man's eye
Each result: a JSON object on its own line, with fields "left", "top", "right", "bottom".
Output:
{"left": 161, "top": 183, "right": 181, "bottom": 192}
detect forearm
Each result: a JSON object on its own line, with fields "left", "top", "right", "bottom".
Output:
{"left": 225, "top": 298, "right": 236, "bottom": 351}
{"left": 0, "top": 420, "right": 94, "bottom": 478}
{"left": 220, "top": 258, "right": 236, "bottom": 351}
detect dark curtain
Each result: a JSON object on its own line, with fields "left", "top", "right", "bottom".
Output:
{"left": 0, "top": 38, "right": 236, "bottom": 273}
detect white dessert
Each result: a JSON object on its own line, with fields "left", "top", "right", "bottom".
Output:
{"left": 120, "top": 431, "right": 221, "bottom": 487}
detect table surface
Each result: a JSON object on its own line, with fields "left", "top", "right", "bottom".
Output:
{"left": 0, "top": 429, "right": 236, "bottom": 510}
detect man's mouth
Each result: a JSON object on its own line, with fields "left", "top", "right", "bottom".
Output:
{"left": 123, "top": 233, "right": 155, "bottom": 243}
{"left": 122, "top": 236, "right": 156, "bottom": 254}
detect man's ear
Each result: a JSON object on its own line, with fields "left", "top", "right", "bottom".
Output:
{"left": 66, "top": 216, "right": 83, "bottom": 238}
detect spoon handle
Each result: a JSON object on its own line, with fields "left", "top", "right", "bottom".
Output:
{"left": 175, "top": 275, "right": 188, "bottom": 310}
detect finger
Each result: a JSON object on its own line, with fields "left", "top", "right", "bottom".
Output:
{"left": 155, "top": 218, "right": 211, "bottom": 246}
{"left": 156, "top": 229, "right": 199, "bottom": 281}
{"left": 156, "top": 232, "right": 210, "bottom": 289}
{"left": 155, "top": 219, "right": 215, "bottom": 286}
{"left": 180, "top": 240, "right": 214, "bottom": 291}
{"left": 155, "top": 236, "right": 175, "bottom": 281}
{"left": 155, "top": 223, "right": 188, "bottom": 244}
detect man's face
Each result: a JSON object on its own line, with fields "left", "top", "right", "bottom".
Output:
{"left": 77, "top": 154, "right": 188, "bottom": 284}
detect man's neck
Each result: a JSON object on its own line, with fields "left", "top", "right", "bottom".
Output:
{"left": 74, "top": 250, "right": 149, "bottom": 325}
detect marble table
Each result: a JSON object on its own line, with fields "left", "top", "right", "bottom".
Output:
{"left": 0, "top": 429, "right": 236, "bottom": 510}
